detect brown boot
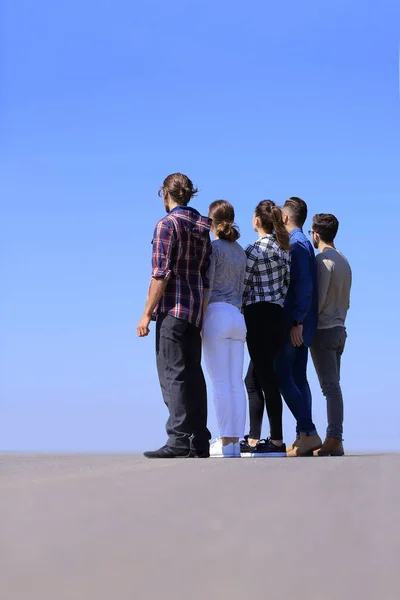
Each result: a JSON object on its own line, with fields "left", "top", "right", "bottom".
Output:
{"left": 287, "top": 432, "right": 322, "bottom": 457}
{"left": 286, "top": 438, "right": 299, "bottom": 453}
{"left": 314, "top": 437, "right": 344, "bottom": 456}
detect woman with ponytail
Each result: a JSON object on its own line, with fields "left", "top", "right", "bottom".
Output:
{"left": 241, "top": 200, "right": 291, "bottom": 457}
{"left": 202, "top": 200, "right": 247, "bottom": 458}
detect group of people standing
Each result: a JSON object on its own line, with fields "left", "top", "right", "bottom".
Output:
{"left": 137, "top": 173, "right": 352, "bottom": 459}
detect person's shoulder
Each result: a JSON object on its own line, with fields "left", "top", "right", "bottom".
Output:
{"left": 154, "top": 215, "right": 179, "bottom": 245}
{"left": 290, "top": 228, "right": 306, "bottom": 241}
{"left": 211, "top": 239, "right": 222, "bottom": 253}
{"left": 154, "top": 215, "right": 174, "bottom": 232}
{"left": 291, "top": 233, "right": 308, "bottom": 252}
{"left": 244, "top": 240, "right": 255, "bottom": 251}
{"left": 316, "top": 252, "right": 334, "bottom": 270}
{"left": 233, "top": 240, "right": 247, "bottom": 254}
{"left": 326, "top": 249, "right": 352, "bottom": 272}
{"left": 156, "top": 212, "right": 173, "bottom": 225}
{"left": 246, "top": 239, "right": 263, "bottom": 252}
{"left": 233, "top": 241, "right": 248, "bottom": 263}
{"left": 332, "top": 248, "right": 350, "bottom": 264}
{"left": 244, "top": 241, "right": 261, "bottom": 259}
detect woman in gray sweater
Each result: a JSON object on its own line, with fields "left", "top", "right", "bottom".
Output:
{"left": 203, "top": 200, "right": 247, "bottom": 458}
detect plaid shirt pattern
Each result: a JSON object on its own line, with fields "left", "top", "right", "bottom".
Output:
{"left": 151, "top": 206, "right": 212, "bottom": 328}
{"left": 243, "top": 234, "right": 291, "bottom": 307}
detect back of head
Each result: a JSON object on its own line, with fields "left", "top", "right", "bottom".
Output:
{"left": 254, "top": 200, "right": 290, "bottom": 251}
{"left": 159, "top": 173, "right": 198, "bottom": 206}
{"left": 208, "top": 200, "right": 240, "bottom": 243}
{"left": 312, "top": 213, "right": 339, "bottom": 243}
{"left": 284, "top": 196, "right": 308, "bottom": 227}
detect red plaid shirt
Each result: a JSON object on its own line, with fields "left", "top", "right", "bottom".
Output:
{"left": 151, "top": 206, "right": 212, "bottom": 328}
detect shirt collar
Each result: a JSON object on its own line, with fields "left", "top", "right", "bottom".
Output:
{"left": 258, "top": 233, "right": 275, "bottom": 241}
{"left": 169, "top": 205, "right": 200, "bottom": 216}
{"left": 289, "top": 227, "right": 302, "bottom": 237}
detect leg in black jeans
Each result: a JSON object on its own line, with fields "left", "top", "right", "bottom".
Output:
{"left": 156, "top": 313, "right": 210, "bottom": 451}
{"left": 245, "top": 361, "right": 265, "bottom": 440}
{"left": 244, "top": 302, "right": 285, "bottom": 441}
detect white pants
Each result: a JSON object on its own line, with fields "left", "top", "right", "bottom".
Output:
{"left": 202, "top": 302, "right": 247, "bottom": 438}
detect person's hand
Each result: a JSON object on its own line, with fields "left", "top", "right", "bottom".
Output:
{"left": 137, "top": 315, "right": 151, "bottom": 337}
{"left": 290, "top": 324, "right": 303, "bottom": 347}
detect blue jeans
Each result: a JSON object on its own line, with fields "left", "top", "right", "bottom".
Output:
{"left": 274, "top": 341, "right": 317, "bottom": 435}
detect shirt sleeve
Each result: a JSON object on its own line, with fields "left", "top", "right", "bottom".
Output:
{"left": 317, "top": 256, "right": 333, "bottom": 314}
{"left": 200, "top": 232, "right": 212, "bottom": 291}
{"left": 348, "top": 265, "right": 352, "bottom": 309}
{"left": 242, "top": 244, "right": 258, "bottom": 307}
{"left": 290, "top": 242, "right": 313, "bottom": 321}
{"left": 151, "top": 220, "right": 175, "bottom": 280}
{"left": 284, "top": 252, "right": 291, "bottom": 293}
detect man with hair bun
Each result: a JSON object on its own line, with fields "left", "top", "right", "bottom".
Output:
{"left": 137, "top": 173, "right": 212, "bottom": 459}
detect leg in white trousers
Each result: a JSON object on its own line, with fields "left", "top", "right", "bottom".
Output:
{"left": 202, "top": 303, "right": 247, "bottom": 438}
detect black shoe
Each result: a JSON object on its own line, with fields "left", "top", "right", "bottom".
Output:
{"left": 254, "top": 438, "right": 287, "bottom": 457}
{"left": 240, "top": 435, "right": 257, "bottom": 457}
{"left": 143, "top": 445, "right": 192, "bottom": 459}
{"left": 191, "top": 449, "right": 210, "bottom": 458}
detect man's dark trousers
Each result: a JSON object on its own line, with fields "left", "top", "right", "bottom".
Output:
{"left": 156, "top": 313, "right": 211, "bottom": 453}
{"left": 275, "top": 337, "right": 317, "bottom": 435}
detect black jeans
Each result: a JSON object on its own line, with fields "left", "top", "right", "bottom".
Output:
{"left": 156, "top": 313, "right": 211, "bottom": 451}
{"left": 244, "top": 302, "right": 285, "bottom": 440}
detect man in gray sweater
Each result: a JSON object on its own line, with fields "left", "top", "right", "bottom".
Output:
{"left": 309, "top": 214, "right": 352, "bottom": 456}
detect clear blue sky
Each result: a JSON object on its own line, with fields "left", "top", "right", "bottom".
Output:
{"left": 1, "top": 0, "right": 399, "bottom": 452}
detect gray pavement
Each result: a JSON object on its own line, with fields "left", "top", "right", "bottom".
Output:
{"left": 1, "top": 453, "right": 399, "bottom": 600}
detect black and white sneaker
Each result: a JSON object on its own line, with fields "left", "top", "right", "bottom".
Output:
{"left": 240, "top": 435, "right": 257, "bottom": 457}
{"left": 254, "top": 438, "right": 286, "bottom": 457}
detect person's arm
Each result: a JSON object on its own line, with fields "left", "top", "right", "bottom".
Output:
{"left": 284, "top": 251, "right": 291, "bottom": 296}
{"left": 137, "top": 279, "right": 168, "bottom": 337}
{"left": 242, "top": 244, "right": 258, "bottom": 309}
{"left": 203, "top": 244, "right": 217, "bottom": 313}
{"left": 316, "top": 256, "right": 332, "bottom": 314}
{"left": 348, "top": 265, "right": 352, "bottom": 310}
{"left": 290, "top": 242, "right": 313, "bottom": 321}
{"left": 289, "top": 242, "right": 313, "bottom": 347}
{"left": 137, "top": 221, "right": 174, "bottom": 337}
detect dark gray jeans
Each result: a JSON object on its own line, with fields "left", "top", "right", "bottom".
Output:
{"left": 310, "top": 327, "right": 347, "bottom": 440}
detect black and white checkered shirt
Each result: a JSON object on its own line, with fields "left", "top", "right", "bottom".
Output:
{"left": 243, "top": 234, "right": 291, "bottom": 307}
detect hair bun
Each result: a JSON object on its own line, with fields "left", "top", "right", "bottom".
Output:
{"left": 216, "top": 221, "right": 240, "bottom": 243}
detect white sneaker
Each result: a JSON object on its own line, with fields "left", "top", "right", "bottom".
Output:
{"left": 209, "top": 438, "right": 240, "bottom": 458}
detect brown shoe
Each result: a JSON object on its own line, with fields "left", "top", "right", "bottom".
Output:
{"left": 286, "top": 438, "right": 299, "bottom": 453}
{"left": 287, "top": 432, "right": 322, "bottom": 457}
{"left": 314, "top": 437, "right": 344, "bottom": 456}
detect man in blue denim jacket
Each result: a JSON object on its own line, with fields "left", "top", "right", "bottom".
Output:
{"left": 275, "top": 197, "right": 322, "bottom": 456}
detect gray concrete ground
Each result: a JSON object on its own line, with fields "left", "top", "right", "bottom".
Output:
{"left": 1, "top": 453, "right": 399, "bottom": 600}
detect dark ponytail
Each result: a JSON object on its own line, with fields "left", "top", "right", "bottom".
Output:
{"left": 254, "top": 200, "right": 290, "bottom": 251}
{"left": 208, "top": 200, "right": 240, "bottom": 243}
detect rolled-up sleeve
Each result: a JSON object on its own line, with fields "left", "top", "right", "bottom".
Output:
{"left": 151, "top": 220, "right": 175, "bottom": 280}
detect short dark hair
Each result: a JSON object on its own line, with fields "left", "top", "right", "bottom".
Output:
{"left": 312, "top": 213, "right": 339, "bottom": 243}
{"left": 284, "top": 197, "right": 308, "bottom": 227}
